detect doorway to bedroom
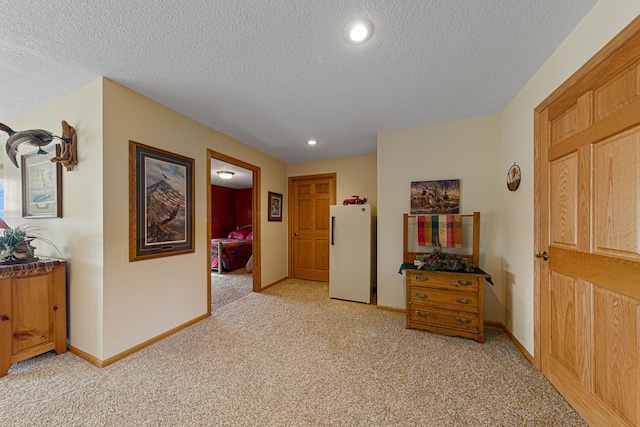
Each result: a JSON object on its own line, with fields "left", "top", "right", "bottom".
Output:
{"left": 207, "top": 150, "right": 261, "bottom": 315}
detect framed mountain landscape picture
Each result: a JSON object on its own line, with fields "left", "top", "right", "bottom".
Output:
{"left": 129, "top": 141, "right": 194, "bottom": 261}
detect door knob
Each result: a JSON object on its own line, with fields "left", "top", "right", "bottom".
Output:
{"left": 294, "top": 232, "right": 298, "bottom": 237}
{"left": 535, "top": 251, "right": 549, "bottom": 261}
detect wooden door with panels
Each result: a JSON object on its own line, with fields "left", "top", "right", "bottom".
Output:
{"left": 289, "top": 174, "right": 336, "bottom": 281}
{"left": 535, "top": 17, "right": 640, "bottom": 427}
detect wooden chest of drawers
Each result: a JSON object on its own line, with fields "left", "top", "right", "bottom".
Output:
{"left": 405, "top": 268, "right": 487, "bottom": 343}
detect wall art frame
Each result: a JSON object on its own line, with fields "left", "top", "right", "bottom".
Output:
{"left": 268, "top": 191, "right": 283, "bottom": 222}
{"left": 410, "top": 179, "right": 460, "bottom": 214}
{"left": 21, "top": 144, "right": 62, "bottom": 218}
{"left": 507, "top": 163, "right": 521, "bottom": 191}
{"left": 129, "top": 140, "right": 195, "bottom": 261}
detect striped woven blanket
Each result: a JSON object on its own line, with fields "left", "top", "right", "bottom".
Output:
{"left": 416, "top": 215, "right": 463, "bottom": 248}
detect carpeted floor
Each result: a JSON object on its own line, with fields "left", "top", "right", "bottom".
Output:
{"left": 210, "top": 268, "right": 253, "bottom": 312}
{"left": 0, "top": 279, "right": 586, "bottom": 426}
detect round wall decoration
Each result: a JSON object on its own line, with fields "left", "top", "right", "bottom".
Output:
{"left": 507, "top": 163, "right": 521, "bottom": 191}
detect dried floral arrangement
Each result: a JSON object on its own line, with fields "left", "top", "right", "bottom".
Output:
{"left": 414, "top": 246, "right": 475, "bottom": 272}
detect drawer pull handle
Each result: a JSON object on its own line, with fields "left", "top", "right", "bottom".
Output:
{"left": 415, "top": 292, "right": 429, "bottom": 299}
{"left": 456, "top": 317, "right": 472, "bottom": 324}
{"left": 456, "top": 280, "right": 472, "bottom": 286}
{"left": 414, "top": 275, "right": 428, "bottom": 281}
{"left": 415, "top": 310, "right": 429, "bottom": 317}
{"left": 455, "top": 298, "right": 471, "bottom": 304}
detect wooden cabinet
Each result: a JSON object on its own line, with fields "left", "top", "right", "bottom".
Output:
{"left": 405, "top": 268, "right": 487, "bottom": 343}
{"left": 0, "top": 260, "right": 67, "bottom": 377}
{"left": 402, "top": 212, "right": 489, "bottom": 343}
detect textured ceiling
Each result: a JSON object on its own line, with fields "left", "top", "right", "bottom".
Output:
{"left": 0, "top": 1, "right": 597, "bottom": 163}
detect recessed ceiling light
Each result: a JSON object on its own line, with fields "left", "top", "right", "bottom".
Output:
{"left": 344, "top": 18, "right": 374, "bottom": 44}
{"left": 217, "top": 171, "right": 235, "bottom": 179}
{"left": 307, "top": 139, "right": 318, "bottom": 145}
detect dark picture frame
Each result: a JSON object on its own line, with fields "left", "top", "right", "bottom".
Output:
{"left": 129, "top": 141, "right": 195, "bottom": 261}
{"left": 21, "top": 144, "right": 62, "bottom": 218}
{"left": 268, "top": 191, "right": 283, "bottom": 222}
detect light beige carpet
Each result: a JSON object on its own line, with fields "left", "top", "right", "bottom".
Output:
{"left": 0, "top": 279, "right": 586, "bottom": 426}
{"left": 210, "top": 268, "right": 253, "bottom": 312}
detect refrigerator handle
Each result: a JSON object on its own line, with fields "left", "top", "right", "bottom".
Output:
{"left": 331, "top": 216, "right": 335, "bottom": 245}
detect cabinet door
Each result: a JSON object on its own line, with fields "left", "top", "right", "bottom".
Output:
{"left": 12, "top": 274, "right": 53, "bottom": 354}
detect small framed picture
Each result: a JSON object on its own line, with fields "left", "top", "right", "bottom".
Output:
{"left": 268, "top": 191, "right": 283, "bottom": 222}
{"left": 507, "top": 163, "right": 521, "bottom": 191}
{"left": 129, "top": 141, "right": 195, "bottom": 261}
{"left": 22, "top": 145, "right": 62, "bottom": 218}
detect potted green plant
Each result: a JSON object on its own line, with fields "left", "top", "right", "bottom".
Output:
{"left": 0, "top": 222, "right": 59, "bottom": 264}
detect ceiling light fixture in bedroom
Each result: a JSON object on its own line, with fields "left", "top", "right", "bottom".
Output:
{"left": 307, "top": 139, "right": 318, "bottom": 145}
{"left": 344, "top": 18, "right": 374, "bottom": 44}
{"left": 217, "top": 171, "right": 235, "bottom": 180}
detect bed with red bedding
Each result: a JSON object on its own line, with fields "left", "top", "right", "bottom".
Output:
{"left": 211, "top": 228, "right": 253, "bottom": 273}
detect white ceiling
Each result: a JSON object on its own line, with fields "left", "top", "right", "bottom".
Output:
{"left": 0, "top": 1, "right": 597, "bottom": 164}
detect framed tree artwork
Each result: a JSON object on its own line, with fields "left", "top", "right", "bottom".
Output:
{"left": 129, "top": 141, "right": 195, "bottom": 261}
{"left": 21, "top": 144, "right": 62, "bottom": 218}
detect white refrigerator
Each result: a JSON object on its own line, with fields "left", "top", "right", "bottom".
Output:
{"left": 329, "top": 204, "right": 374, "bottom": 303}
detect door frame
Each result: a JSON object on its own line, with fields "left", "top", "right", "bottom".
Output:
{"left": 533, "top": 16, "right": 640, "bottom": 370}
{"left": 207, "top": 149, "right": 261, "bottom": 315}
{"left": 287, "top": 173, "right": 337, "bottom": 279}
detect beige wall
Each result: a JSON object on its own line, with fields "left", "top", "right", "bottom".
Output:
{"left": 6, "top": 79, "right": 105, "bottom": 357}
{"left": 499, "top": 0, "right": 640, "bottom": 354}
{"left": 377, "top": 115, "right": 503, "bottom": 319}
{"left": 7, "top": 77, "right": 288, "bottom": 361}
{"left": 288, "top": 154, "right": 377, "bottom": 213}
{"left": 102, "top": 79, "right": 288, "bottom": 359}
